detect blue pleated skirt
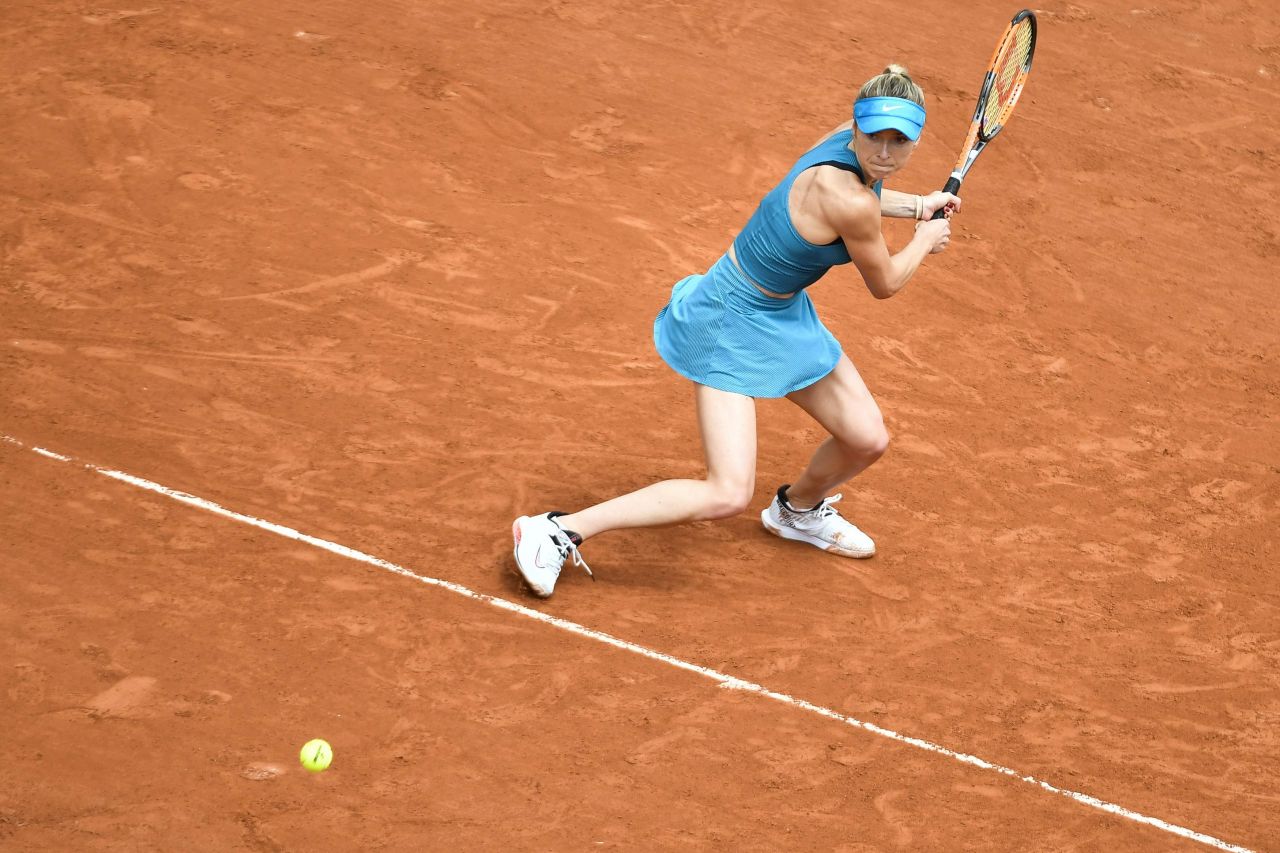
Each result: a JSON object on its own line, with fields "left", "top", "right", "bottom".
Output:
{"left": 653, "top": 253, "right": 842, "bottom": 398}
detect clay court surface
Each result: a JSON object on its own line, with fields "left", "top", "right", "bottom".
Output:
{"left": 2, "top": 0, "right": 1278, "bottom": 849}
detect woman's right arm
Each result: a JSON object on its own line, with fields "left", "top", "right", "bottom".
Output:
{"left": 819, "top": 176, "right": 951, "bottom": 299}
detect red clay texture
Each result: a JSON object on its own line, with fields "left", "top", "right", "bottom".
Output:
{"left": 2, "top": 1, "right": 1277, "bottom": 850}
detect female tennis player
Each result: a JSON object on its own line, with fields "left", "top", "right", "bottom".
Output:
{"left": 513, "top": 65, "right": 959, "bottom": 598}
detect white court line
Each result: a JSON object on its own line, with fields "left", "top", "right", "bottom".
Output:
{"left": 1, "top": 434, "right": 1258, "bottom": 853}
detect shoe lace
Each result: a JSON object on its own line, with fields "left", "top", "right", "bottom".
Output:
{"left": 552, "top": 531, "right": 593, "bottom": 579}
{"left": 814, "top": 493, "right": 843, "bottom": 520}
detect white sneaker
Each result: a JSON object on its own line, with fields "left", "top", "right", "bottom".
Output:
{"left": 512, "top": 512, "right": 592, "bottom": 598}
{"left": 760, "top": 486, "right": 876, "bottom": 559}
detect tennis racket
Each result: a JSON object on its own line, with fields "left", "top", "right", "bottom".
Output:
{"left": 931, "top": 9, "right": 1038, "bottom": 219}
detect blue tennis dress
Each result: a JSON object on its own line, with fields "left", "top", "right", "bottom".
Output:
{"left": 654, "top": 129, "right": 881, "bottom": 398}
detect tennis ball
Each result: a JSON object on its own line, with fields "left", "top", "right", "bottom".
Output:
{"left": 299, "top": 738, "right": 333, "bottom": 773}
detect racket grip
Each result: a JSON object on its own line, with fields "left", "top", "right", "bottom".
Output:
{"left": 929, "top": 176, "right": 962, "bottom": 220}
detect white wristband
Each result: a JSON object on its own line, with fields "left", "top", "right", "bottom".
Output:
{"left": 915, "top": 195, "right": 925, "bottom": 220}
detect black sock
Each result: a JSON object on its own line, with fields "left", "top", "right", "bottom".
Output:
{"left": 547, "top": 511, "right": 583, "bottom": 546}
{"left": 778, "top": 484, "right": 816, "bottom": 513}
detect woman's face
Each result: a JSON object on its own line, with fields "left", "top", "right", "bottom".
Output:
{"left": 852, "top": 127, "right": 918, "bottom": 183}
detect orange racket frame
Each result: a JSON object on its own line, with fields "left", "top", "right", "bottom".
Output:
{"left": 931, "top": 10, "right": 1038, "bottom": 219}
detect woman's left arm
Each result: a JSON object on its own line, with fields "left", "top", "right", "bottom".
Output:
{"left": 880, "top": 189, "right": 922, "bottom": 219}
{"left": 880, "top": 189, "right": 963, "bottom": 220}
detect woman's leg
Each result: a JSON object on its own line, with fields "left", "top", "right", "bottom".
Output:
{"left": 782, "top": 354, "right": 889, "bottom": 509}
{"left": 553, "top": 383, "right": 757, "bottom": 541}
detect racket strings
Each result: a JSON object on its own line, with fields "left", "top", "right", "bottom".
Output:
{"left": 982, "top": 19, "right": 1034, "bottom": 133}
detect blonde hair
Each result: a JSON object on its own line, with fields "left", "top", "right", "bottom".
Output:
{"left": 857, "top": 64, "right": 925, "bottom": 106}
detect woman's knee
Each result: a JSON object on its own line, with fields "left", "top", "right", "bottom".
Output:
{"left": 841, "top": 420, "right": 890, "bottom": 461}
{"left": 702, "top": 478, "right": 754, "bottom": 519}
{"left": 865, "top": 424, "right": 890, "bottom": 459}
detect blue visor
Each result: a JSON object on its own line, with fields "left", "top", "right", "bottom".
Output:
{"left": 854, "top": 96, "right": 926, "bottom": 140}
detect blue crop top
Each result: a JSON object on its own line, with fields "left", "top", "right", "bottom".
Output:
{"left": 731, "top": 129, "right": 882, "bottom": 295}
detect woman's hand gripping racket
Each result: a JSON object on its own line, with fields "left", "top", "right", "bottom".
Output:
{"left": 931, "top": 9, "right": 1038, "bottom": 220}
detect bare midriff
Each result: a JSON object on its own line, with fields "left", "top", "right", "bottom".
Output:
{"left": 727, "top": 244, "right": 795, "bottom": 300}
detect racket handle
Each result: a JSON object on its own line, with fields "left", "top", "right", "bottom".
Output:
{"left": 929, "top": 176, "right": 962, "bottom": 220}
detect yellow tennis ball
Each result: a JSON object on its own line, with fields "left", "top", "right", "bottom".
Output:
{"left": 299, "top": 738, "right": 333, "bottom": 773}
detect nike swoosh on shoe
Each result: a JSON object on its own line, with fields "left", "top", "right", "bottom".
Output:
{"left": 533, "top": 546, "right": 553, "bottom": 570}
